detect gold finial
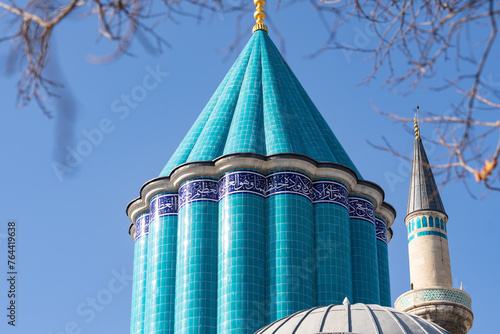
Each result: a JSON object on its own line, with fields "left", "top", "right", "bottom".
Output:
{"left": 252, "top": 0, "right": 268, "bottom": 34}
{"left": 414, "top": 105, "right": 420, "bottom": 139}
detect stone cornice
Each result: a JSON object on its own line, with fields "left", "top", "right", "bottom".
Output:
{"left": 126, "top": 153, "right": 396, "bottom": 240}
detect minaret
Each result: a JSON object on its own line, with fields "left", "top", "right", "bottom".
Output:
{"left": 395, "top": 110, "right": 473, "bottom": 334}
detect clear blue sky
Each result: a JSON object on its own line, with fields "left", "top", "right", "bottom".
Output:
{"left": 0, "top": 2, "right": 497, "bottom": 333}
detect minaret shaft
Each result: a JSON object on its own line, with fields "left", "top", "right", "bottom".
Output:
{"left": 406, "top": 211, "right": 452, "bottom": 289}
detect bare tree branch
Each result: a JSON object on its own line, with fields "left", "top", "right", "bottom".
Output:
{"left": 1, "top": 0, "right": 499, "bottom": 193}
{"left": 0, "top": 0, "right": 242, "bottom": 115}
{"left": 306, "top": 0, "right": 500, "bottom": 193}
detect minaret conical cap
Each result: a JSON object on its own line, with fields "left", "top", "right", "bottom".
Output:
{"left": 407, "top": 134, "right": 446, "bottom": 217}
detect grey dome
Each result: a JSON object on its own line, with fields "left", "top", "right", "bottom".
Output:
{"left": 255, "top": 299, "right": 450, "bottom": 334}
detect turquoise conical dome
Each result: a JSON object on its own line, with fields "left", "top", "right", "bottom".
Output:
{"left": 128, "top": 28, "right": 398, "bottom": 334}
{"left": 160, "top": 30, "right": 361, "bottom": 178}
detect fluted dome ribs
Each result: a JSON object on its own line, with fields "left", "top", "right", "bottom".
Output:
{"left": 255, "top": 303, "right": 451, "bottom": 334}
{"left": 159, "top": 31, "right": 361, "bottom": 178}
{"left": 223, "top": 36, "right": 265, "bottom": 155}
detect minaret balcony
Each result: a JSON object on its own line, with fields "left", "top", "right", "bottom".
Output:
{"left": 395, "top": 287, "right": 473, "bottom": 334}
{"left": 395, "top": 287, "right": 471, "bottom": 311}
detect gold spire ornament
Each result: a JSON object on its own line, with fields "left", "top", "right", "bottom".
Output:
{"left": 252, "top": 0, "right": 268, "bottom": 34}
{"left": 414, "top": 105, "right": 420, "bottom": 139}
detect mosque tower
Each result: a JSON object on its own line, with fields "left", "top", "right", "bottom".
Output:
{"left": 394, "top": 114, "right": 474, "bottom": 334}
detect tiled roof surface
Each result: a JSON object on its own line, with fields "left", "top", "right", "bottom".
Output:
{"left": 407, "top": 138, "right": 446, "bottom": 215}
{"left": 160, "top": 31, "right": 360, "bottom": 178}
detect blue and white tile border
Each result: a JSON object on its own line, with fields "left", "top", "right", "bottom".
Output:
{"left": 348, "top": 195, "right": 375, "bottom": 225}
{"left": 375, "top": 217, "right": 388, "bottom": 244}
{"left": 179, "top": 179, "right": 218, "bottom": 208}
{"left": 219, "top": 171, "right": 266, "bottom": 199}
{"left": 142, "top": 173, "right": 381, "bottom": 219}
{"left": 174, "top": 173, "right": 356, "bottom": 205}
{"left": 219, "top": 172, "right": 353, "bottom": 207}
{"left": 150, "top": 193, "right": 179, "bottom": 220}
{"left": 135, "top": 212, "right": 150, "bottom": 241}
{"left": 266, "top": 171, "right": 313, "bottom": 201}
{"left": 220, "top": 171, "right": 315, "bottom": 201}
{"left": 312, "top": 180, "right": 348, "bottom": 209}
{"left": 127, "top": 155, "right": 397, "bottom": 241}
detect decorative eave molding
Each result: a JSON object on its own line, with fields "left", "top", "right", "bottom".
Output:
{"left": 381, "top": 202, "right": 397, "bottom": 223}
{"left": 128, "top": 223, "right": 136, "bottom": 239}
{"left": 126, "top": 153, "right": 396, "bottom": 240}
{"left": 387, "top": 227, "right": 394, "bottom": 243}
{"left": 378, "top": 202, "right": 397, "bottom": 240}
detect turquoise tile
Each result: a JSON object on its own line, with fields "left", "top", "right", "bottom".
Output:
{"left": 348, "top": 196, "right": 380, "bottom": 304}
{"left": 131, "top": 213, "right": 150, "bottom": 334}
{"left": 159, "top": 31, "right": 361, "bottom": 178}
{"left": 144, "top": 194, "right": 178, "bottom": 334}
